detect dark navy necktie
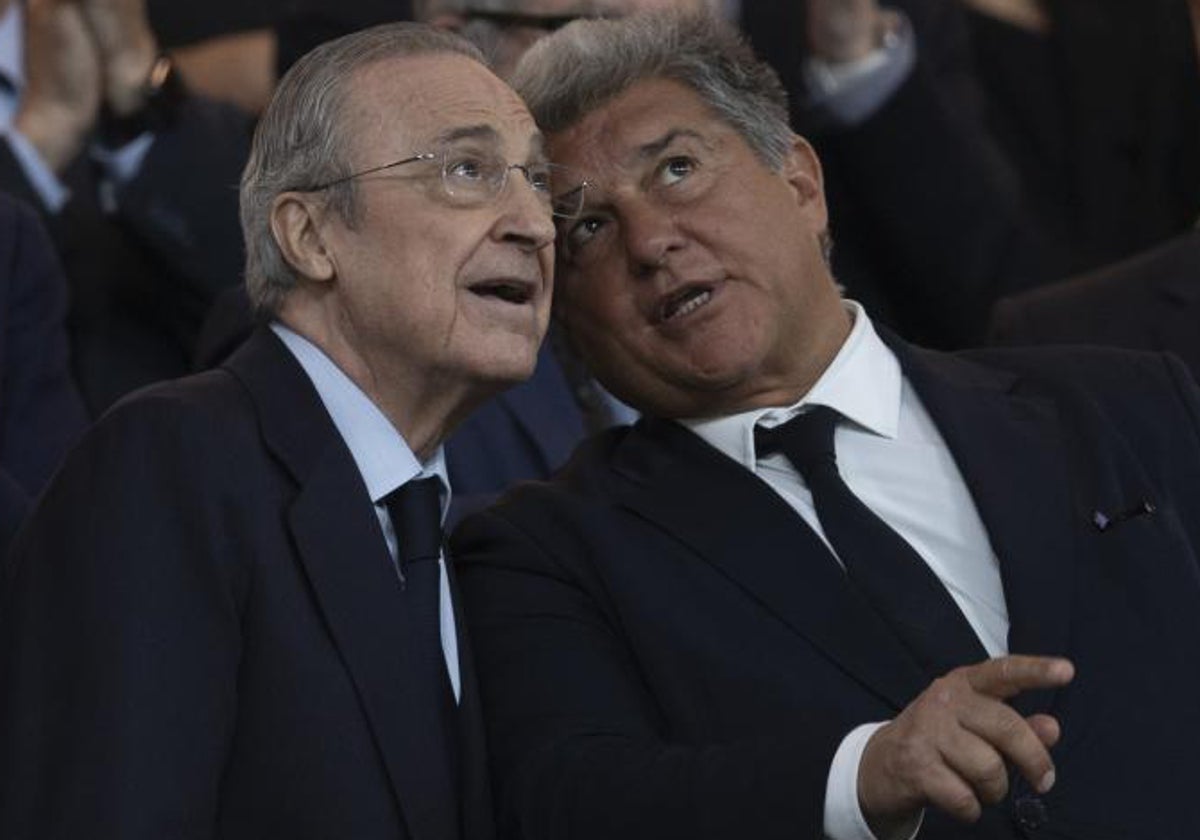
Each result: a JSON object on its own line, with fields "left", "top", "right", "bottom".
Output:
{"left": 384, "top": 477, "right": 461, "bottom": 838}
{"left": 755, "top": 406, "right": 988, "bottom": 677}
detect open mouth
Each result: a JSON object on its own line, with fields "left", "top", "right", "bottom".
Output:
{"left": 657, "top": 284, "right": 715, "bottom": 323}
{"left": 468, "top": 279, "right": 537, "bottom": 305}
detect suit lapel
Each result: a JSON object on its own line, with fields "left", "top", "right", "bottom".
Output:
{"left": 893, "top": 340, "right": 1075, "bottom": 717}
{"left": 226, "top": 329, "right": 458, "bottom": 840}
{"left": 611, "top": 419, "right": 928, "bottom": 711}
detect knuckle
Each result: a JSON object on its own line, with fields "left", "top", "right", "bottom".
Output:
{"left": 890, "top": 738, "right": 941, "bottom": 784}
{"left": 978, "top": 754, "right": 1006, "bottom": 784}
{"left": 928, "top": 676, "right": 960, "bottom": 707}
{"left": 995, "top": 710, "right": 1027, "bottom": 742}
{"left": 947, "top": 790, "right": 982, "bottom": 820}
{"left": 977, "top": 762, "right": 1010, "bottom": 804}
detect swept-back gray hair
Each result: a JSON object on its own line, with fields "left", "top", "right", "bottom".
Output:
{"left": 510, "top": 10, "right": 794, "bottom": 170}
{"left": 240, "top": 22, "right": 485, "bottom": 314}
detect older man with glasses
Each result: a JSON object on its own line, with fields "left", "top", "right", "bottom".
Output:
{"left": 0, "top": 21, "right": 564, "bottom": 840}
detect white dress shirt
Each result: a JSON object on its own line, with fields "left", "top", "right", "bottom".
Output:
{"left": 273, "top": 323, "right": 461, "bottom": 702}
{"left": 682, "top": 302, "right": 1008, "bottom": 840}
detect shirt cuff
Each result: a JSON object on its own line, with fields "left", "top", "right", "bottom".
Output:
{"left": 802, "top": 9, "right": 916, "bottom": 128}
{"left": 1, "top": 129, "right": 70, "bottom": 213}
{"left": 824, "top": 722, "right": 923, "bottom": 840}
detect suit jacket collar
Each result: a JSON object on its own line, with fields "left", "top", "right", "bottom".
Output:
{"left": 224, "top": 328, "right": 488, "bottom": 840}
{"left": 606, "top": 332, "right": 1075, "bottom": 715}
{"left": 609, "top": 414, "right": 931, "bottom": 711}
{"left": 885, "top": 336, "right": 1074, "bottom": 717}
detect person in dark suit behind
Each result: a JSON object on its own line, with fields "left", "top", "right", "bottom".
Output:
{"left": 451, "top": 11, "right": 1200, "bottom": 839}
{"left": 958, "top": 0, "right": 1200, "bottom": 280}
{"left": 1, "top": 0, "right": 251, "bottom": 414}
{"left": 0, "top": 191, "right": 86, "bottom": 552}
{"left": 989, "top": 227, "right": 1200, "bottom": 381}
{"left": 0, "top": 21, "right": 560, "bottom": 838}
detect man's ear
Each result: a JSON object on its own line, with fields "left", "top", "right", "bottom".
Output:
{"left": 781, "top": 134, "right": 828, "bottom": 228}
{"left": 270, "top": 193, "right": 336, "bottom": 283}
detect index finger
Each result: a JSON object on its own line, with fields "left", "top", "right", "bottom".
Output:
{"left": 964, "top": 655, "right": 1075, "bottom": 699}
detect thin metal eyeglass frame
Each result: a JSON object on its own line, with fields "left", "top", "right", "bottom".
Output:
{"left": 295, "top": 153, "right": 436, "bottom": 193}
{"left": 293, "top": 151, "right": 587, "bottom": 219}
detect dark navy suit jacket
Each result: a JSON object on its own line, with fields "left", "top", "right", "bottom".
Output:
{"left": 195, "top": 285, "right": 589, "bottom": 527}
{"left": 0, "top": 192, "right": 86, "bottom": 552}
{"left": 454, "top": 338, "right": 1200, "bottom": 840}
{"left": 0, "top": 96, "right": 250, "bottom": 414}
{"left": 0, "top": 329, "right": 493, "bottom": 839}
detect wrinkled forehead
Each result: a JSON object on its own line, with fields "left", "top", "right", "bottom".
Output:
{"left": 546, "top": 77, "right": 731, "bottom": 180}
{"left": 345, "top": 53, "right": 544, "bottom": 159}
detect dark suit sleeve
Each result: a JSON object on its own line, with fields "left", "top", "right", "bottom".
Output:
{"left": 0, "top": 195, "right": 88, "bottom": 494}
{"left": 0, "top": 393, "right": 250, "bottom": 838}
{"left": 454, "top": 507, "right": 843, "bottom": 840}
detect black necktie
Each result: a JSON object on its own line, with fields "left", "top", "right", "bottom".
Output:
{"left": 384, "top": 477, "right": 461, "bottom": 837}
{"left": 754, "top": 406, "right": 988, "bottom": 677}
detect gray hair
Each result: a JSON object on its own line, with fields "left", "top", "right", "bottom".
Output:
{"left": 240, "top": 22, "right": 485, "bottom": 314}
{"left": 510, "top": 9, "right": 794, "bottom": 171}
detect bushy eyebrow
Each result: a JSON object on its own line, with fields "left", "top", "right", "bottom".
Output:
{"left": 434, "top": 124, "right": 499, "bottom": 145}
{"left": 634, "top": 128, "right": 710, "bottom": 162}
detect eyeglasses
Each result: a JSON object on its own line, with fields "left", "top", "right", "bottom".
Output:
{"left": 294, "top": 147, "right": 587, "bottom": 219}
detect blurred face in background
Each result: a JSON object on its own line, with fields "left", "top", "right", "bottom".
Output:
{"left": 426, "top": 0, "right": 731, "bottom": 78}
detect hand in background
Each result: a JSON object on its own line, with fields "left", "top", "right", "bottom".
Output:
{"left": 77, "top": 0, "right": 159, "bottom": 117}
{"left": 14, "top": 0, "right": 102, "bottom": 171}
{"left": 859, "top": 655, "right": 1074, "bottom": 836}
{"left": 806, "top": 0, "right": 895, "bottom": 63}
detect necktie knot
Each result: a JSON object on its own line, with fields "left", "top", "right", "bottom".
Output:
{"left": 754, "top": 405, "right": 840, "bottom": 470}
{"left": 753, "top": 403, "right": 986, "bottom": 676}
{"left": 385, "top": 477, "right": 443, "bottom": 566}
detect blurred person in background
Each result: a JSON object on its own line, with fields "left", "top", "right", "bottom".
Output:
{"left": 959, "top": 0, "right": 1200, "bottom": 280}
{"left": 0, "top": 190, "right": 85, "bottom": 555}
{"left": 0, "top": 0, "right": 250, "bottom": 413}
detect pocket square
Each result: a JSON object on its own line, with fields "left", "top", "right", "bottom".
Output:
{"left": 1092, "top": 500, "right": 1155, "bottom": 532}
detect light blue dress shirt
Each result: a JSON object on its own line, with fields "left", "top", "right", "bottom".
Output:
{"left": 272, "top": 322, "right": 462, "bottom": 702}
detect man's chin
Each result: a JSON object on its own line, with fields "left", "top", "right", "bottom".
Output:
{"left": 466, "top": 345, "right": 542, "bottom": 389}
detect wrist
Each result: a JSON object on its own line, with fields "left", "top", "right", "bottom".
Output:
{"left": 812, "top": 8, "right": 897, "bottom": 65}
{"left": 98, "top": 54, "right": 186, "bottom": 146}
{"left": 104, "top": 36, "right": 160, "bottom": 116}
{"left": 858, "top": 725, "right": 923, "bottom": 840}
{"left": 12, "top": 105, "right": 89, "bottom": 172}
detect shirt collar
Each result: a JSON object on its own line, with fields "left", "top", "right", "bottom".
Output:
{"left": 0, "top": 4, "right": 24, "bottom": 94}
{"left": 270, "top": 323, "right": 451, "bottom": 517}
{"left": 681, "top": 301, "right": 902, "bottom": 470}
